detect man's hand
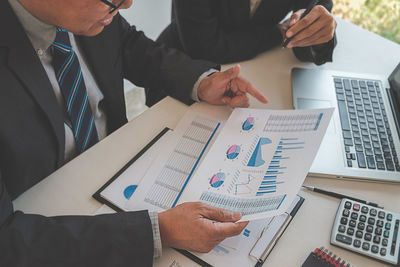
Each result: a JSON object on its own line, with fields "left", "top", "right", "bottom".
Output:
{"left": 197, "top": 65, "right": 268, "bottom": 108}
{"left": 283, "top": 5, "right": 336, "bottom": 48}
{"left": 158, "top": 202, "right": 249, "bottom": 253}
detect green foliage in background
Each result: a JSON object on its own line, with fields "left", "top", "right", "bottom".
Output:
{"left": 333, "top": 0, "right": 400, "bottom": 44}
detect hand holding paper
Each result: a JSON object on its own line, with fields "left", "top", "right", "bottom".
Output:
{"left": 159, "top": 202, "right": 248, "bottom": 253}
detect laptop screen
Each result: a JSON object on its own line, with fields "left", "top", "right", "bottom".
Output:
{"left": 389, "top": 62, "right": 400, "bottom": 103}
{"left": 388, "top": 62, "right": 400, "bottom": 136}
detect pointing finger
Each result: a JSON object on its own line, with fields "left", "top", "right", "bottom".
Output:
{"left": 235, "top": 77, "right": 268, "bottom": 104}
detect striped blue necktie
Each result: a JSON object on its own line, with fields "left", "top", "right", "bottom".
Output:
{"left": 52, "top": 28, "right": 99, "bottom": 153}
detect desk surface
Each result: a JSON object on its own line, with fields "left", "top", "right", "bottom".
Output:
{"left": 14, "top": 18, "right": 400, "bottom": 267}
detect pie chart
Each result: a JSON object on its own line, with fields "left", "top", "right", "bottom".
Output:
{"left": 123, "top": 185, "right": 137, "bottom": 200}
{"left": 242, "top": 117, "right": 255, "bottom": 131}
{"left": 226, "top": 145, "right": 240, "bottom": 159}
{"left": 210, "top": 172, "right": 225, "bottom": 188}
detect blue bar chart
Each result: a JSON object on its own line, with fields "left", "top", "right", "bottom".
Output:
{"left": 256, "top": 137, "right": 304, "bottom": 196}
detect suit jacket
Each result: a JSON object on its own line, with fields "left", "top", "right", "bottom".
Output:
{"left": 157, "top": 0, "right": 336, "bottom": 64}
{"left": 0, "top": 0, "right": 218, "bottom": 265}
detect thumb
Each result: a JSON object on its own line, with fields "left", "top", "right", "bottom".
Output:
{"left": 202, "top": 205, "right": 242, "bottom": 222}
{"left": 221, "top": 64, "right": 240, "bottom": 82}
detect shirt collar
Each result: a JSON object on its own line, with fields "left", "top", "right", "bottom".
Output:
{"left": 8, "top": 0, "right": 56, "bottom": 53}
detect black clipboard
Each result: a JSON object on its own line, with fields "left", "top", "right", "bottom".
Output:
{"left": 92, "top": 127, "right": 170, "bottom": 212}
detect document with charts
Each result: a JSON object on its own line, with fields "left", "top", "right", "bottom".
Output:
{"left": 178, "top": 107, "right": 333, "bottom": 220}
{"left": 125, "top": 107, "right": 333, "bottom": 220}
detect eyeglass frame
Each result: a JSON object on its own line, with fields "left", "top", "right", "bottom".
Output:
{"left": 100, "top": 0, "right": 127, "bottom": 14}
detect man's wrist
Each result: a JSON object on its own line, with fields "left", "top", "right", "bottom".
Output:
{"left": 192, "top": 69, "right": 219, "bottom": 102}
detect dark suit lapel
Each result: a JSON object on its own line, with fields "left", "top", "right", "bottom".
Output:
{"left": 0, "top": 1, "right": 65, "bottom": 166}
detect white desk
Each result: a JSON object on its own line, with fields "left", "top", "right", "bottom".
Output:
{"left": 14, "top": 18, "right": 400, "bottom": 266}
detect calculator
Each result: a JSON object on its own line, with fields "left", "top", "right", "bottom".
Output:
{"left": 331, "top": 198, "right": 400, "bottom": 265}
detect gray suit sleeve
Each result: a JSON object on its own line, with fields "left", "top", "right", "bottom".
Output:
{"left": 0, "top": 170, "right": 154, "bottom": 267}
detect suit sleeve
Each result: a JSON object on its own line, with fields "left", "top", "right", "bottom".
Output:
{"left": 118, "top": 15, "right": 219, "bottom": 105}
{"left": 292, "top": 0, "right": 337, "bottom": 65}
{"left": 170, "top": 0, "right": 283, "bottom": 64}
{"left": 0, "top": 170, "right": 154, "bottom": 266}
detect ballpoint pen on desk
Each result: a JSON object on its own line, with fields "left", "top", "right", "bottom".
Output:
{"left": 282, "top": 0, "right": 319, "bottom": 48}
{"left": 302, "top": 185, "right": 384, "bottom": 209}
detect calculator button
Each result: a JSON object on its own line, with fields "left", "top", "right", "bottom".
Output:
{"left": 356, "top": 231, "right": 363, "bottom": 238}
{"left": 364, "top": 233, "right": 372, "bottom": 241}
{"left": 354, "top": 239, "right": 361, "bottom": 248}
{"left": 359, "top": 215, "right": 367, "bottom": 222}
{"left": 377, "top": 220, "right": 384, "bottom": 228}
{"left": 338, "top": 225, "right": 346, "bottom": 233}
{"left": 380, "top": 248, "right": 387, "bottom": 256}
{"left": 358, "top": 222, "right": 365, "bottom": 230}
{"left": 387, "top": 213, "right": 393, "bottom": 221}
{"left": 361, "top": 206, "right": 369, "bottom": 213}
{"left": 347, "top": 228, "right": 354, "bottom": 236}
{"left": 353, "top": 204, "right": 360, "bottom": 211}
{"left": 362, "top": 242, "right": 370, "bottom": 250}
{"left": 351, "top": 212, "right": 358, "bottom": 220}
{"left": 368, "top": 217, "right": 376, "bottom": 225}
{"left": 336, "top": 234, "right": 352, "bottom": 245}
{"left": 342, "top": 209, "right": 350, "bottom": 217}
{"left": 349, "top": 220, "right": 357, "bottom": 228}
{"left": 371, "top": 245, "right": 379, "bottom": 253}
{"left": 366, "top": 225, "right": 373, "bottom": 233}
{"left": 385, "top": 222, "right": 391, "bottom": 230}
{"left": 375, "top": 228, "right": 382, "bottom": 236}
{"left": 341, "top": 217, "right": 348, "bottom": 225}
{"left": 383, "top": 238, "right": 388, "bottom": 246}
{"left": 370, "top": 209, "right": 377, "bottom": 216}
{"left": 345, "top": 201, "right": 352, "bottom": 209}
{"left": 384, "top": 230, "right": 390, "bottom": 238}
{"left": 373, "top": 236, "right": 381, "bottom": 244}
{"left": 378, "top": 211, "right": 386, "bottom": 219}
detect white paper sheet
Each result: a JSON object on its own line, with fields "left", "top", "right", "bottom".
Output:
{"left": 125, "top": 110, "right": 223, "bottom": 212}
{"left": 179, "top": 108, "right": 333, "bottom": 221}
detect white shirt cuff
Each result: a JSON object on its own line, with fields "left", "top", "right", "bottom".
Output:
{"left": 148, "top": 211, "right": 162, "bottom": 258}
{"left": 191, "top": 69, "right": 219, "bottom": 102}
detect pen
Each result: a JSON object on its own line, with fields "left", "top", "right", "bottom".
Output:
{"left": 282, "top": 0, "right": 319, "bottom": 48}
{"left": 302, "top": 185, "right": 383, "bottom": 208}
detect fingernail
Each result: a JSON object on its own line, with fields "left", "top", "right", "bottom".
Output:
{"left": 286, "top": 31, "right": 292, "bottom": 38}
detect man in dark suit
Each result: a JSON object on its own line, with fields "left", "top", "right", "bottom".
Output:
{"left": 0, "top": 0, "right": 269, "bottom": 265}
{"left": 157, "top": 0, "right": 337, "bottom": 65}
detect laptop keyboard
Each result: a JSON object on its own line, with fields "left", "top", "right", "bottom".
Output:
{"left": 334, "top": 77, "right": 400, "bottom": 172}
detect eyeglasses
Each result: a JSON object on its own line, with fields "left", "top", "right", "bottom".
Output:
{"left": 100, "top": 0, "right": 127, "bottom": 14}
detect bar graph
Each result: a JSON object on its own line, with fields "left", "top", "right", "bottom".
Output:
{"left": 144, "top": 116, "right": 220, "bottom": 209}
{"left": 263, "top": 113, "right": 323, "bottom": 132}
{"left": 256, "top": 137, "right": 304, "bottom": 196}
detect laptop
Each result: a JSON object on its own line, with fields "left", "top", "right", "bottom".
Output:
{"left": 291, "top": 63, "right": 400, "bottom": 182}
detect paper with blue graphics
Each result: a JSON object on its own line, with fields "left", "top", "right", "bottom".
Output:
{"left": 179, "top": 108, "right": 333, "bottom": 221}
